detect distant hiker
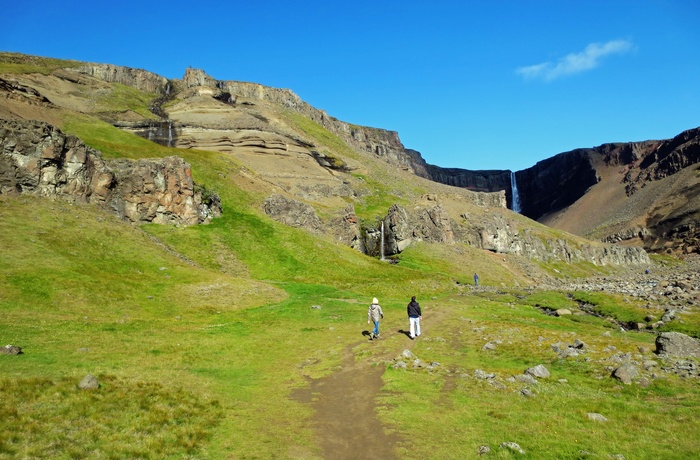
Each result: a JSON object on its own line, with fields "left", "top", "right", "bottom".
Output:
{"left": 407, "top": 296, "right": 422, "bottom": 339}
{"left": 474, "top": 273, "right": 479, "bottom": 286}
{"left": 367, "top": 297, "right": 384, "bottom": 339}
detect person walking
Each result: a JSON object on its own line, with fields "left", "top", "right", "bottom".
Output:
{"left": 474, "top": 273, "right": 479, "bottom": 286}
{"left": 367, "top": 297, "right": 384, "bottom": 339}
{"left": 407, "top": 296, "right": 422, "bottom": 339}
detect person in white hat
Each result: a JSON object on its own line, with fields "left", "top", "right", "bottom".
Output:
{"left": 367, "top": 297, "right": 384, "bottom": 339}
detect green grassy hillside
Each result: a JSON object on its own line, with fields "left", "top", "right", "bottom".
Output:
{"left": 1, "top": 55, "right": 699, "bottom": 459}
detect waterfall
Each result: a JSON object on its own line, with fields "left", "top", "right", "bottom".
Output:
{"left": 510, "top": 171, "right": 521, "bottom": 213}
{"left": 167, "top": 121, "right": 173, "bottom": 147}
{"left": 380, "top": 221, "right": 385, "bottom": 260}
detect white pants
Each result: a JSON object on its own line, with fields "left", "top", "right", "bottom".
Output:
{"left": 409, "top": 317, "right": 421, "bottom": 338}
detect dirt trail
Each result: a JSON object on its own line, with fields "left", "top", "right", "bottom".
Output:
{"left": 292, "top": 308, "right": 450, "bottom": 459}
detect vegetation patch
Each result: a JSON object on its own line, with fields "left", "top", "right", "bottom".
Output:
{"left": 571, "top": 291, "right": 649, "bottom": 325}
{"left": 0, "top": 375, "right": 222, "bottom": 459}
{"left": 0, "top": 52, "right": 81, "bottom": 75}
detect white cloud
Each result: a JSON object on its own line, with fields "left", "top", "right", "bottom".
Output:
{"left": 516, "top": 39, "right": 634, "bottom": 82}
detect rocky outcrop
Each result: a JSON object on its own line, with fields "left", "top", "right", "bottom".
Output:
{"left": 384, "top": 202, "right": 455, "bottom": 254}
{"left": 329, "top": 204, "right": 367, "bottom": 253}
{"left": 1, "top": 118, "right": 115, "bottom": 202}
{"left": 475, "top": 213, "right": 649, "bottom": 265}
{"left": 624, "top": 128, "right": 700, "bottom": 194}
{"left": 323, "top": 197, "right": 648, "bottom": 266}
{"left": 73, "top": 64, "right": 169, "bottom": 94}
{"left": 0, "top": 77, "right": 53, "bottom": 107}
{"left": 108, "top": 156, "right": 219, "bottom": 225}
{"left": 263, "top": 194, "right": 323, "bottom": 233}
{"left": 412, "top": 128, "right": 700, "bottom": 257}
{"left": 0, "top": 118, "right": 220, "bottom": 225}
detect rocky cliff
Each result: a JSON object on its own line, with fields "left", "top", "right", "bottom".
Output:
{"left": 75, "top": 64, "right": 170, "bottom": 94}
{"left": 0, "top": 118, "right": 220, "bottom": 225}
{"left": 411, "top": 128, "right": 700, "bottom": 255}
{"left": 536, "top": 129, "right": 700, "bottom": 255}
{"left": 72, "top": 65, "right": 414, "bottom": 171}
{"left": 515, "top": 148, "right": 601, "bottom": 220}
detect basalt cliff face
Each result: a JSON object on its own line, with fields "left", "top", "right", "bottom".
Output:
{"left": 0, "top": 53, "right": 654, "bottom": 267}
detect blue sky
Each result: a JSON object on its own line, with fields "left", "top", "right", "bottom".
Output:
{"left": 3, "top": 1, "right": 699, "bottom": 171}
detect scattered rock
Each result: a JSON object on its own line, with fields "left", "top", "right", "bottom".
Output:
{"left": 500, "top": 441, "right": 526, "bottom": 454}
{"left": 514, "top": 374, "right": 538, "bottom": 385}
{"left": 1, "top": 344, "right": 23, "bottom": 355}
{"left": 525, "top": 364, "right": 550, "bottom": 379}
{"left": 477, "top": 445, "right": 491, "bottom": 455}
{"left": 401, "top": 349, "right": 416, "bottom": 360}
{"left": 78, "top": 374, "right": 100, "bottom": 390}
{"left": 559, "top": 348, "right": 580, "bottom": 359}
{"left": 612, "top": 363, "right": 639, "bottom": 384}
{"left": 587, "top": 412, "right": 608, "bottom": 422}
{"left": 662, "top": 360, "right": 699, "bottom": 378}
{"left": 655, "top": 332, "right": 700, "bottom": 358}
{"left": 482, "top": 342, "right": 497, "bottom": 351}
{"left": 474, "top": 369, "right": 496, "bottom": 380}
{"left": 661, "top": 309, "right": 677, "bottom": 323}
{"left": 556, "top": 309, "right": 572, "bottom": 316}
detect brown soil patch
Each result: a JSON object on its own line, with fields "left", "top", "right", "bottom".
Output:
{"left": 293, "top": 344, "right": 401, "bottom": 459}
{"left": 291, "top": 307, "right": 449, "bottom": 459}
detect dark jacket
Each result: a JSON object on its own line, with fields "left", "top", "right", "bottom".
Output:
{"left": 407, "top": 300, "right": 421, "bottom": 317}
